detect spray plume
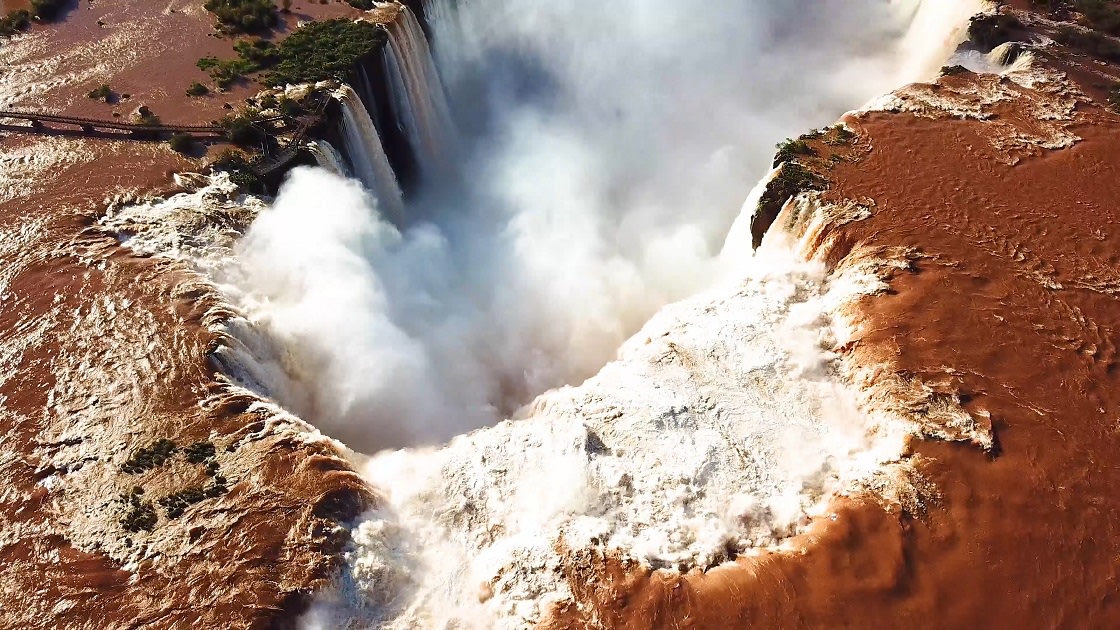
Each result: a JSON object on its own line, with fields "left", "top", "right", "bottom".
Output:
{"left": 231, "top": 0, "right": 980, "bottom": 452}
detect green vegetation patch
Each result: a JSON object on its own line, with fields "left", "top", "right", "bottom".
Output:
{"left": 121, "top": 502, "right": 157, "bottom": 532}
{"left": 0, "top": 9, "right": 30, "bottom": 37}
{"left": 762, "top": 163, "right": 827, "bottom": 213}
{"left": 1076, "top": 0, "right": 1120, "bottom": 36}
{"left": 940, "top": 64, "right": 972, "bottom": 76}
{"left": 220, "top": 110, "right": 269, "bottom": 147}
{"left": 968, "top": 13, "right": 1023, "bottom": 52}
{"left": 773, "top": 138, "right": 817, "bottom": 167}
{"left": 204, "top": 0, "right": 277, "bottom": 34}
{"left": 87, "top": 84, "right": 113, "bottom": 102}
{"left": 1055, "top": 25, "right": 1120, "bottom": 62}
{"left": 1, "top": 0, "right": 68, "bottom": 38}
{"left": 135, "top": 105, "right": 161, "bottom": 126}
{"left": 211, "top": 149, "right": 266, "bottom": 192}
{"left": 159, "top": 478, "right": 229, "bottom": 519}
{"left": 197, "top": 39, "right": 279, "bottom": 90}
{"left": 186, "top": 81, "right": 210, "bottom": 97}
{"left": 121, "top": 438, "right": 178, "bottom": 474}
{"left": 822, "top": 124, "right": 856, "bottom": 146}
{"left": 235, "top": 37, "right": 281, "bottom": 67}
{"left": 263, "top": 19, "right": 387, "bottom": 86}
{"left": 1108, "top": 83, "right": 1120, "bottom": 110}
{"left": 169, "top": 133, "right": 194, "bottom": 154}
{"left": 184, "top": 441, "right": 217, "bottom": 464}
{"left": 750, "top": 161, "right": 829, "bottom": 248}
{"left": 196, "top": 20, "right": 385, "bottom": 90}
{"left": 159, "top": 487, "right": 205, "bottom": 519}
{"left": 119, "top": 487, "right": 157, "bottom": 532}
{"left": 29, "top": 0, "right": 67, "bottom": 20}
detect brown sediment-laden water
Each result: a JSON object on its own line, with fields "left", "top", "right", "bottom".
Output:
{"left": 5, "top": 0, "right": 1120, "bottom": 628}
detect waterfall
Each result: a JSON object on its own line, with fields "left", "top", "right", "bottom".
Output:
{"left": 357, "top": 65, "right": 384, "bottom": 131}
{"left": 306, "top": 140, "right": 351, "bottom": 178}
{"left": 384, "top": 5, "right": 458, "bottom": 181}
{"left": 419, "top": 0, "right": 459, "bottom": 72}
{"left": 334, "top": 84, "right": 405, "bottom": 222}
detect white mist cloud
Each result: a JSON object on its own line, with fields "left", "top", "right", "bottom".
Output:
{"left": 229, "top": 0, "right": 978, "bottom": 452}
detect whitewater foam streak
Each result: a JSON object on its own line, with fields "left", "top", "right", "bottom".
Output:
{"left": 298, "top": 230, "right": 915, "bottom": 629}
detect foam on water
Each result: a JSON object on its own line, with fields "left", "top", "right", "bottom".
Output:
{"left": 300, "top": 227, "right": 914, "bottom": 629}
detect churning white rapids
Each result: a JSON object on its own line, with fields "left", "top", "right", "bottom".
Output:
{"left": 197, "top": 0, "right": 987, "bottom": 627}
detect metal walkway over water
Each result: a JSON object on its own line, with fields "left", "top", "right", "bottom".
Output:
{"left": 1, "top": 94, "right": 331, "bottom": 184}
{"left": 0, "top": 109, "right": 231, "bottom": 135}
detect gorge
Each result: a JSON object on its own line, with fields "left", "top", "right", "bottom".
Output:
{"left": 3, "top": 0, "right": 1120, "bottom": 628}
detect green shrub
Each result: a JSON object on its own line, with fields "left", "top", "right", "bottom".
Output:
{"left": 1076, "top": 0, "right": 1120, "bottom": 35}
{"left": 197, "top": 39, "right": 279, "bottom": 89}
{"left": 121, "top": 438, "right": 178, "bottom": 474}
{"left": 184, "top": 441, "right": 217, "bottom": 463}
{"left": 135, "top": 106, "right": 161, "bottom": 126}
{"left": 186, "top": 81, "right": 210, "bottom": 97}
{"left": 750, "top": 162, "right": 828, "bottom": 249}
{"left": 0, "top": 9, "right": 30, "bottom": 37}
{"left": 264, "top": 19, "right": 387, "bottom": 86}
{"left": 29, "top": 0, "right": 66, "bottom": 20}
{"left": 87, "top": 84, "right": 113, "bottom": 102}
{"left": 203, "top": 0, "right": 277, "bottom": 34}
{"left": 968, "top": 13, "right": 1023, "bottom": 52}
{"left": 121, "top": 502, "right": 157, "bottom": 532}
{"left": 773, "top": 138, "right": 817, "bottom": 167}
{"left": 159, "top": 478, "right": 228, "bottom": 519}
{"left": 211, "top": 149, "right": 265, "bottom": 192}
{"left": 278, "top": 97, "right": 304, "bottom": 117}
{"left": 1108, "top": 84, "right": 1120, "bottom": 111}
{"left": 159, "top": 487, "right": 206, "bottom": 519}
{"left": 1055, "top": 26, "right": 1120, "bottom": 62}
{"left": 940, "top": 64, "right": 971, "bottom": 76}
{"left": 822, "top": 124, "right": 856, "bottom": 146}
{"left": 221, "top": 111, "right": 267, "bottom": 147}
{"left": 119, "top": 486, "right": 157, "bottom": 532}
{"left": 169, "top": 133, "right": 194, "bottom": 154}
{"left": 196, "top": 16, "right": 384, "bottom": 88}
{"left": 197, "top": 55, "right": 255, "bottom": 90}
{"left": 233, "top": 37, "right": 280, "bottom": 66}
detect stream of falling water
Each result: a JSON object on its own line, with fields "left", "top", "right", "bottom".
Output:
{"left": 334, "top": 85, "right": 405, "bottom": 221}
{"left": 383, "top": 5, "right": 458, "bottom": 181}
{"left": 307, "top": 140, "right": 351, "bottom": 178}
